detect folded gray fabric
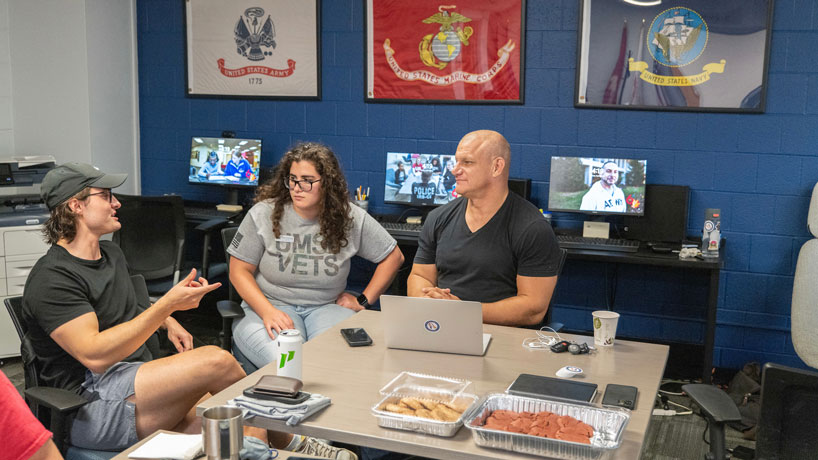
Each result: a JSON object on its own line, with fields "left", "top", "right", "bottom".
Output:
{"left": 230, "top": 392, "right": 331, "bottom": 426}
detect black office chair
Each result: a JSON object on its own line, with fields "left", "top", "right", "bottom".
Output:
{"left": 196, "top": 216, "right": 232, "bottom": 279}
{"left": 4, "top": 275, "right": 156, "bottom": 459}
{"left": 215, "top": 226, "right": 258, "bottom": 373}
{"left": 684, "top": 363, "right": 818, "bottom": 460}
{"left": 113, "top": 194, "right": 186, "bottom": 301}
{"left": 683, "top": 181, "right": 818, "bottom": 460}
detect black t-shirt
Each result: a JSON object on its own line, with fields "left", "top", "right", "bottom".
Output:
{"left": 412, "top": 182, "right": 437, "bottom": 205}
{"left": 22, "top": 241, "right": 151, "bottom": 393}
{"left": 414, "top": 193, "right": 561, "bottom": 303}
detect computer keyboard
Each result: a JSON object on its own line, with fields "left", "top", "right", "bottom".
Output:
{"left": 380, "top": 221, "right": 423, "bottom": 238}
{"left": 184, "top": 206, "right": 238, "bottom": 218}
{"left": 556, "top": 234, "right": 640, "bottom": 253}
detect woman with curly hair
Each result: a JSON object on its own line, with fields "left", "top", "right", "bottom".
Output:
{"left": 227, "top": 142, "right": 404, "bottom": 369}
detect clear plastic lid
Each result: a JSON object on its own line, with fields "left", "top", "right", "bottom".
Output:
{"left": 379, "top": 371, "right": 471, "bottom": 403}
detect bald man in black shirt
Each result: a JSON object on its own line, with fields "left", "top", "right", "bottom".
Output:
{"left": 408, "top": 130, "right": 561, "bottom": 326}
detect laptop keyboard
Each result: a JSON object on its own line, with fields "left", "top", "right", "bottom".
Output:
{"left": 184, "top": 206, "right": 238, "bottom": 218}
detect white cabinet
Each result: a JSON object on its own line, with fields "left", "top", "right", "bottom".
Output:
{"left": 0, "top": 225, "right": 49, "bottom": 358}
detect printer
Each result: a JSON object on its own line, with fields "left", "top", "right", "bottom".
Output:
{"left": 0, "top": 155, "right": 55, "bottom": 226}
{"left": 0, "top": 156, "right": 54, "bottom": 358}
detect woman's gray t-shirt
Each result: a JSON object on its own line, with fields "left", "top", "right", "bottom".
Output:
{"left": 228, "top": 200, "right": 396, "bottom": 306}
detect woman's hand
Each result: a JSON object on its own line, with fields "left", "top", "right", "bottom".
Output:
{"left": 336, "top": 292, "right": 365, "bottom": 312}
{"left": 260, "top": 304, "right": 295, "bottom": 339}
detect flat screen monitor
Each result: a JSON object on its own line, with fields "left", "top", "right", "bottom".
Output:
{"left": 189, "top": 137, "right": 261, "bottom": 188}
{"left": 548, "top": 156, "right": 646, "bottom": 216}
{"left": 384, "top": 152, "right": 458, "bottom": 207}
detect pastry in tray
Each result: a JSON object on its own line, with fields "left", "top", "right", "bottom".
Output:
{"left": 379, "top": 397, "right": 467, "bottom": 422}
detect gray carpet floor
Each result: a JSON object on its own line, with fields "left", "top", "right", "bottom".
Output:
{"left": 643, "top": 416, "right": 754, "bottom": 460}
{"left": 641, "top": 393, "right": 756, "bottom": 459}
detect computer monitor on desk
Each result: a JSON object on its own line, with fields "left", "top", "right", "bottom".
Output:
{"left": 384, "top": 152, "right": 458, "bottom": 208}
{"left": 548, "top": 156, "right": 647, "bottom": 217}
{"left": 189, "top": 136, "right": 262, "bottom": 206}
{"left": 383, "top": 152, "right": 533, "bottom": 227}
{"left": 548, "top": 156, "right": 646, "bottom": 243}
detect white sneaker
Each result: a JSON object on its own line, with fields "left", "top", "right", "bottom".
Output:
{"left": 294, "top": 436, "right": 358, "bottom": 460}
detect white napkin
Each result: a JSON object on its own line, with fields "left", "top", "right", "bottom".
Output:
{"left": 128, "top": 433, "right": 203, "bottom": 460}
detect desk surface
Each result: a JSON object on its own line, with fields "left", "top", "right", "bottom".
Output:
{"left": 113, "top": 430, "right": 323, "bottom": 460}
{"left": 381, "top": 219, "right": 724, "bottom": 268}
{"left": 199, "top": 310, "right": 668, "bottom": 460}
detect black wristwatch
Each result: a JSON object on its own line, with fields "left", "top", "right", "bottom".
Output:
{"left": 356, "top": 293, "right": 370, "bottom": 308}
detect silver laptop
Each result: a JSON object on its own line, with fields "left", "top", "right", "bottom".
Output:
{"left": 380, "top": 295, "right": 492, "bottom": 356}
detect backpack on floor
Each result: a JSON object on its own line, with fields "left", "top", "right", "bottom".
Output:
{"left": 726, "top": 362, "right": 761, "bottom": 440}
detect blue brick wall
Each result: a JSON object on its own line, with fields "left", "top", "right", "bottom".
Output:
{"left": 137, "top": 0, "right": 818, "bottom": 370}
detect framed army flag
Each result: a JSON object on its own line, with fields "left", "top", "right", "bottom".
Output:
{"left": 185, "top": 0, "right": 320, "bottom": 99}
{"left": 575, "top": 0, "right": 774, "bottom": 112}
{"left": 365, "top": 0, "right": 525, "bottom": 104}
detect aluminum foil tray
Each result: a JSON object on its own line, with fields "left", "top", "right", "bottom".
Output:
{"left": 371, "top": 393, "right": 478, "bottom": 437}
{"left": 464, "top": 393, "right": 629, "bottom": 459}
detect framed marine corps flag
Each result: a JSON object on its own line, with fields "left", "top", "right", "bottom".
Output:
{"left": 575, "top": 0, "right": 774, "bottom": 112}
{"left": 185, "top": 0, "right": 320, "bottom": 99}
{"left": 365, "top": 0, "right": 525, "bottom": 104}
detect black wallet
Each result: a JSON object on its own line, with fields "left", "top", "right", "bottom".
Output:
{"left": 243, "top": 375, "right": 309, "bottom": 404}
{"left": 243, "top": 387, "right": 310, "bottom": 404}
{"left": 251, "top": 375, "right": 302, "bottom": 397}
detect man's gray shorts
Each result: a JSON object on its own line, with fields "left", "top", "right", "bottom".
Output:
{"left": 69, "top": 361, "right": 143, "bottom": 450}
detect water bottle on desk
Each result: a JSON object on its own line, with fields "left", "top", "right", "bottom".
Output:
{"left": 701, "top": 208, "right": 721, "bottom": 258}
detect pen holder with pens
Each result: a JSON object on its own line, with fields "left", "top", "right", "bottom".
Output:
{"left": 354, "top": 199, "right": 369, "bottom": 213}
{"left": 354, "top": 186, "right": 370, "bottom": 213}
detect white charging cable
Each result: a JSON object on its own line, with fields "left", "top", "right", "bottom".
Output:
{"left": 653, "top": 393, "right": 693, "bottom": 416}
{"left": 522, "top": 326, "right": 563, "bottom": 351}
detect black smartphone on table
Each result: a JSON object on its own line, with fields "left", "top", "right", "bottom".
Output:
{"left": 340, "top": 327, "right": 373, "bottom": 347}
{"left": 601, "top": 383, "right": 638, "bottom": 409}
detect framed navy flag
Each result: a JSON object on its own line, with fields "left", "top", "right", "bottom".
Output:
{"left": 365, "top": 0, "right": 525, "bottom": 104}
{"left": 575, "top": 0, "right": 774, "bottom": 112}
{"left": 185, "top": 0, "right": 320, "bottom": 99}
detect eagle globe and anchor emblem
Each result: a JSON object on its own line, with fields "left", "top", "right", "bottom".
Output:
{"left": 378, "top": 4, "right": 516, "bottom": 89}
{"left": 628, "top": 7, "right": 726, "bottom": 87}
{"left": 419, "top": 5, "right": 473, "bottom": 70}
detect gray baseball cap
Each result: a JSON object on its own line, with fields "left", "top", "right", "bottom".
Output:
{"left": 40, "top": 162, "right": 128, "bottom": 210}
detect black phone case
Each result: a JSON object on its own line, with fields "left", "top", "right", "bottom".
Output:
{"left": 243, "top": 388, "right": 311, "bottom": 404}
{"left": 341, "top": 328, "right": 372, "bottom": 347}
{"left": 602, "top": 383, "right": 638, "bottom": 409}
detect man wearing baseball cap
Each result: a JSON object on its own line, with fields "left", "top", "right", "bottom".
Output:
{"left": 21, "top": 163, "right": 246, "bottom": 451}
